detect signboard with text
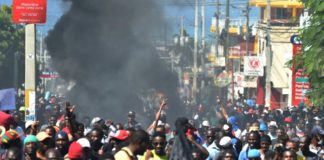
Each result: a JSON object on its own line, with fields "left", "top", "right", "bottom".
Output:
{"left": 291, "top": 44, "right": 311, "bottom": 106}
{"left": 25, "top": 90, "right": 36, "bottom": 121}
{"left": 39, "top": 71, "right": 59, "bottom": 79}
{"left": 228, "top": 46, "right": 243, "bottom": 59}
{"left": 12, "top": 0, "right": 47, "bottom": 24}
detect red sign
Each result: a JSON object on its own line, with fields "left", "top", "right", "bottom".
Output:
{"left": 291, "top": 45, "right": 311, "bottom": 106}
{"left": 228, "top": 46, "right": 243, "bottom": 59}
{"left": 228, "top": 42, "right": 255, "bottom": 59}
{"left": 12, "top": 0, "right": 47, "bottom": 24}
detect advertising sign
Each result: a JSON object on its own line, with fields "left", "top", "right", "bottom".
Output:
{"left": 25, "top": 90, "right": 36, "bottom": 121}
{"left": 12, "top": 0, "right": 47, "bottom": 24}
{"left": 214, "top": 71, "right": 231, "bottom": 87}
{"left": 291, "top": 44, "right": 311, "bottom": 106}
{"left": 228, "top": 46, "right": 243, "bottom": 59}
{"left": 39, "top": 71, "right": 60, "bottom": 79}
{"left": 243, "top": 56, "right": 264, "bottom": 76}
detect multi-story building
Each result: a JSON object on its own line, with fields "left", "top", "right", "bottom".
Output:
{"left": 249, "top": 0, "right": 304, "bottom": 108}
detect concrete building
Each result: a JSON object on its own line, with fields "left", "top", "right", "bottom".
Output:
{"left": 250, "top": 0, "right": 304, "bottom": 108}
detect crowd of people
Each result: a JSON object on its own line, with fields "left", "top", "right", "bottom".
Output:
{"left": 0, "top": 92, "right": 323, "bottom": 160}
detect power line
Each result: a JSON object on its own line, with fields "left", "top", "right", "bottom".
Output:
{"left": 161, "top": 0, "right": 304, "bottom": 6}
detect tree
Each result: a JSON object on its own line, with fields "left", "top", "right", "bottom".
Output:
{"left": 296, "top": 1, "right": 324, "bottom": 106}
{"left": 0, "top": 5, "right": 25, "bottom": 88}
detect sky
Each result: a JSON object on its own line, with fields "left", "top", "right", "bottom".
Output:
{"left": 1, "top": 0, "right": 260, "bottom": 39}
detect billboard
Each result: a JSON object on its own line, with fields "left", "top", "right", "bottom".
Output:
{"left": 291, "top": 44, "right": 311, "bottom": 106}
{"left": 12, "top": 0, "right": 47, "bottom": 24}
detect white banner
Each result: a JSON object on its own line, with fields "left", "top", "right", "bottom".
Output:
{"left": 244, "top": 56, "right": 264, "bottom": 76}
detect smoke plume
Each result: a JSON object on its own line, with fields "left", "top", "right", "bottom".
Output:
{"left": 45, "top": 0, "right": 183, "bottom": 123}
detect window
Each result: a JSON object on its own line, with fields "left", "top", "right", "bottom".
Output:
{"left": 271, "top": 8, "right": 292, "bottom": 20}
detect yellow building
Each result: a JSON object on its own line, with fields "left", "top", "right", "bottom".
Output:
{"left": 250, "top": 0, "right": 304, "bottom": 24}
{"left": 250, "top": 0, "right": 304, "bottom": 107}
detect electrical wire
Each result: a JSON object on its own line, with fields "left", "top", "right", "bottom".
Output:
{"left": 162, "top": 0, "right": 303, "bottom": 7}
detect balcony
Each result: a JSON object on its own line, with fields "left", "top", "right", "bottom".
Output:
{"left": 260, "top": 19, "right": 300, "bottom": 26}
{"left": 249, "top": 0, "right": 304, "bottom": 8}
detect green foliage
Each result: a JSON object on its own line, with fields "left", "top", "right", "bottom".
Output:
{"left": 297, "top": 0, "right": 324, "bottom": 106}
{"left": 0, "top": 5, "right": 25, "bottom": 87}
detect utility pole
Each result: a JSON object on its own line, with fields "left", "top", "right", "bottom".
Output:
{"left": 215, "top": 0, "right": 220, "bottom": 56}
{"left": 25, "top": 24, "right": 37, "bottom": 121}
{"left": 224, "top": 0, "right": 231, "bottom": 102}
{"left": 180, "top": 16, "right": 184, "bottom": 39}
{"left": 265, "top": 0, "right": 272, "bottom": 108}
{"left": 224, "top": 0, "right": 230, "bottom": 67}
{"left": 192, "top": 0, "right": 199, "bottom": 103}
{"left": 179, "top": 16, "right": 184, "bottom": 88}
{"left": 201, "top": 0, "right": 206, "bottom": 88}
{"left": 245, "top": 1, "right": 250, "bottom": 56}
{"left": 201, "top": 0, "right": 205, "bottom": 49}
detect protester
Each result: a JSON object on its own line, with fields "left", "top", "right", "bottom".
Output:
{"left": 217, "top": 149, "right": 236, "bottom": 160}
{"left": 36, "top": 131, "right": 53, "bottom": 159}
{"left": 142, "top": 131, "right": 168, "bottom": 160}
{"left": 114, "top": 129, "right": 150, "bottom": 160}
{"left": 0, "top": 87, "right": 323, "bottom": 160}
{"left": 5, "top": 147, "right": 22, "bottom": 160}
{"left": 200, "top": 127, "right": 212, "bottom": 146}
{"left": 23, "top": 135, "right": 40, "bottom": 160}
{"left": 124, "top": 111, "right": 142, "bottom": 130}
{"left": 239, "top": 131, "right": 261, "bottom": 160}
{"left": 45, "top": 148, "right": 61, "bottom": 160}
{"left": 55, "top": 131, "right": 69, "bottom": 157}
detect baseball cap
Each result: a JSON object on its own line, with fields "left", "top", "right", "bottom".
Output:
{"left": 19, "top": 106, "right": 26, "bottom": 112}
{"left": 128, "top": 111, "right": 135, "bottom": 117}
{"left": 111, "top": 130, "right": 129, "bottom": 140}
{"left": 259, "top": 123, "right": 268, "bottom": 132}
{"left": 248, "top": 149, "right": 260, "bottom": 158}
{"left": 25, "top": 120, "right": 34, "bottom": 129}
{"left": 228, "top": 116, "right": 237, "bottom": 125}
{"left": 219, "top": 136, "right": 232, "bottom": 147}
{"left": 284, "top": 117, "right": 293, "bottom": 123}
{"left": 77, "top": 138, "right": 91, "bottom": 148}
{"left": 249, "top": 126, "right": 259, "bottom": 132}
{"left": 36, "top": 131, "right": 51, "bottom": 142}
{"left": 223, "top": 124, "right": 230, "bottom": 131}
{"left": 202, "top": 120, "right": 210, "bottom": 127}
{"left": 68, "top": 142, "right": 84, "bottom": 159}
{"left": 269, "top": 121, "right": 278, "bottom": 128}
{"left": 91, "top": 117, "right": 103, "bottom": 127}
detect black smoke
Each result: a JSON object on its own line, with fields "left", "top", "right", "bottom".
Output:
{"left": 45, "top": 0, "right": 183, "bottom": 123}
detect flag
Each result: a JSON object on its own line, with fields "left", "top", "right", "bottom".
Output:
{"left": 0, "top": 88, "right": 16, "bottom": 111}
